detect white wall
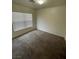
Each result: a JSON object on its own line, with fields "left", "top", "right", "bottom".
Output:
{"left": 37, "top": 5, "right": 66, "bottom": 37}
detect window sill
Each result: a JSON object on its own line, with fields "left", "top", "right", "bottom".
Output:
{"left": 12, "top": 27, "right": 36, "bottom": 39}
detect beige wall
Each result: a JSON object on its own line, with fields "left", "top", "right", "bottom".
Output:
{"left": 12, "top": 3, "right": 36, "bottom": 38}
{"left": 12, "top": 3, "right": 66, "bottom": 38}
{"left": 37, "top": 5, "right": 66, "bottom": 37}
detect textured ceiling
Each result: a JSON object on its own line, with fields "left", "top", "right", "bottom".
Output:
{"left": 13, "top": 0, "right": 66, "bottom": 9}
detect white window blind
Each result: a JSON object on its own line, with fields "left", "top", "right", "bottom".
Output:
{"left": 12, "top": 12, "right": 33, "bottom": 31}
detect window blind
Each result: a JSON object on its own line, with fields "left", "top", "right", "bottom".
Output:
{"left": 12, "top": 12, "right": 33, "bottom": 31}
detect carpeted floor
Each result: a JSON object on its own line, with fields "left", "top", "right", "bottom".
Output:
{"left": 12, "top": 30, "right": 66, "bottom": 59}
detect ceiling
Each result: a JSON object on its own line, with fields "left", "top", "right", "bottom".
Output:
{"left": 13, "top": 0, "right": 66, "bottom": 9}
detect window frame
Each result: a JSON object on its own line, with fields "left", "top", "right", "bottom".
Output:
{"left": 12, "top": 12, "right": 33, "bottom": 32}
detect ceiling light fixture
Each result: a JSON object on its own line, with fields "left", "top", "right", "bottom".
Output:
{"left": 34, "top": 0, "right": 46, "bottom": 5}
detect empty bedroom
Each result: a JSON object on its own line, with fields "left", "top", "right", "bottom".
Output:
{"left": 12, "top": 0, "right": 66, "bottom": 59}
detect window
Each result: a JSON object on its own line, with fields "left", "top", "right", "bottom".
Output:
{"left": 12, "top": 12, "right": 33, "bottom": 31}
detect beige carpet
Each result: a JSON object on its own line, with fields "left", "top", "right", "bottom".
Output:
{"left": 12, "top": 30, "right": 66, "bottom": 59}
